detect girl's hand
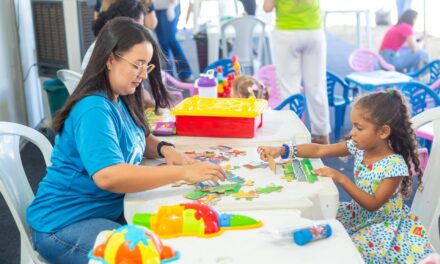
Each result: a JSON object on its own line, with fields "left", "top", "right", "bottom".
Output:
{"left": 312, "top": 166, "right": 347, "bottom": 184}
{"left": 182, "top": 162, "right": 226, "bottom": 184}
{"left": 162, "top": 146, "right": 194, "bottom": 165}
{"left": 257, "top": 146, "right": 282, "bottom": 161}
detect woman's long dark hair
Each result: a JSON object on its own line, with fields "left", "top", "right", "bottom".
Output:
{"left": 354, "top": 90, "right": 422, "bottom": 199}
{"left": 93, "top": 0, "right": 146, "bottom": 37}
{"left": 53, "top": 17, "right": 171, "bottom": 136}
{"left": 397, "top": 9, "right": 418, "bottom": 26}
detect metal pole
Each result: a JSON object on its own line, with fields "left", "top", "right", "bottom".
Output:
{"left": 423, "top": 0, "right": 426, "bottom": 35}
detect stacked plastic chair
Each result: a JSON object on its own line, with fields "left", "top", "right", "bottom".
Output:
{"left": 57, "top": 69, "right": 82, "bottom": 95}
{"left": 204, "top": 58, "right": 235, "bottom": 77}
{"left": 326, "top": 71, "right": 353, "bottom": 139}
{"left": 348, "top": 48, "right": 395, "bottom": 72}
{"left": 274, "top": 93, "right": 306, "bottom": 119}
{"left": 408, "top": 59, "right": 440, "bottom": 91}
{"left": 254, "top": 64, "right": 282, "bottom": 108}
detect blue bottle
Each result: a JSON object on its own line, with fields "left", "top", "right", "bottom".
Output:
{"left": 293, "top": 224, "right": 332, "bottom": 245}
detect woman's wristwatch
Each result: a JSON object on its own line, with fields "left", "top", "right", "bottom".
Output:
{"left": 157, "top": 141, "right": 175, "bottom": 158}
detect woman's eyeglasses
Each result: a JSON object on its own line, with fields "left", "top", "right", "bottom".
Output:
{"left": 115, "top": 53, "right": 155, "bottom": 75}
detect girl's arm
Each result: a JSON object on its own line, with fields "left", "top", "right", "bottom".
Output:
{"left": 314, "top": 167, "right": 403, "bottom": 212}
{"left": 93, "top": 162, "right": 226, "bottom": 193}
{"left": 258, "top": 140, "right": 350, "bottom": 161}
{"left": 263, "top": 0, "right": 275, "bottom": 12}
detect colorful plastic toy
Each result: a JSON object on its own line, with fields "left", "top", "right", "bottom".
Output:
{"left": 231, "top": 55, "right": 241, "bottom": 75}
{"left": 89, "top": 225, "right": 179, "bottom": 264}
{"left": 293, "top": 224, "right": 332, "bottom": 246}
{"left": 133, "top": 203, "right": 263, "bottom": 238}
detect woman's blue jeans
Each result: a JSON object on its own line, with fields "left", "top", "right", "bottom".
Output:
{"left": 381, "top": 47, "right": 429, "bottom": 73}
{"left": 155, "top": 5, "right": 193, "bottom": 80}
{"left": 31, "top": 217, "right": 124, "bottom": 264}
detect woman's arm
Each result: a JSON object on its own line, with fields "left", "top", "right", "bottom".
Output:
{"left": 144, "top": 134, "right": 193, "bottom": 165}
{"left": 144, "top": 134, "right": 162, "bottom": 159}
{"left": 93, "top": 162, "right": 226, "bottom": 193}
{"left": 144, "top": 11, "right": 158, "bottom": 29}
{"left": 263, "top": 0, "right": 275, "bottom": 12}
{"left": 406, "top": 35, "right": 423, "bottom": 52}
{"left": 314, "top": 167, "right": 403, "bottom": 212}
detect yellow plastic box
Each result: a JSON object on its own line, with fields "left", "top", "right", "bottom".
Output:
{"left": 172, "top": 96, "right": 268, "bottom": 138}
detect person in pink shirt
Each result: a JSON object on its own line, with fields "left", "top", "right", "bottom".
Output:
{"left": 379, "top": 9, "right": 429, "bottom": 73}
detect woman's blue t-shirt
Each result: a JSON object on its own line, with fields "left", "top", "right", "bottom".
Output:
{"left": 27, "top": 94, "right": 146, "bottom": 233}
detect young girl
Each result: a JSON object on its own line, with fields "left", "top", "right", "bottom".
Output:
{"left": 258, "top": 90, "right": 433, "bottom": 263}
{"left": 231, "top": 75, "right": 269, "bottom": 100}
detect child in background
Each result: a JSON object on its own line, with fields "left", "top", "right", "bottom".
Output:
{"left": 258, "top": 90, "right": 433, "bottom": 263}
{"left": 231, "top": 75, "right": 269, "bottom": 100}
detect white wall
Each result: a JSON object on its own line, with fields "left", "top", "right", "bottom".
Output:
{"left": 0, "top": 0, "right": 28, "bottom": 124}
{"left": 0, "top": 0, "right": 45, "bottom": 127}
{"left": 15, "top": 0, "right": 45, "bottom": 127}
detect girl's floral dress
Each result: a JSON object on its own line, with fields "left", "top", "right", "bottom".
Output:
{"left": 337, "top": 140, "right": 434, "bottom": 263}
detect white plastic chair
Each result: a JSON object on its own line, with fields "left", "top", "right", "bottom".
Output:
{"left": 56, "top": 69, "right": 82, "bottom": 95}
{"left": 220, "top": 16, "right": 266, "bottom": 74}
{"left": 410, "top": 107, "right": 440, "bottom": 251}
{"left": 0, "top": 122, "right": 52, "bottom": 263}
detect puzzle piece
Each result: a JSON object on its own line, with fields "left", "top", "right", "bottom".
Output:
{"left": 243, "top": 180, "right": 255, "bottom": 186}
{"left": 223, "top": 184, "right": 242, "bottom": 195}
{"left": 226, "top": 172, "right": 245, "bottom": 184}
{"left": 267, "top": 155, "right": 277, "bottom": 174}
{"left": 243, "top": 161, "right": 269, "bottom": 169}
{"left": 184, "top": 190, "right": 208, "bottom": 200}
{"left": 197, "top": 194, "right": 221, "bottom": 206}
{"left": 223, "top": 164, "right": 240, "bottom": 170}
{"left": 228, "top": 149, "right": 246, "bottom": 156}
{"left": 232, "top": 190, "right": 258, "bottom": 201}
{"left": 281, "top": 163, "right": 296, "bottom": 182}
{"left": 171, "top": 180, "right": 193, "bottom": 187}
{"left": 210, "top": 183, "right": 241, "bottom": 194}
{"left": 291, "top": 159, "right": 307, "bottom": 182}
{"left": 301, "top": 158, "right": 318, "bottom": 183}
{"left": 256, "top": 184, "right": 283, "bottom": 194}
{"left": 210, "top": 145, "right": 232, "bottom": 152}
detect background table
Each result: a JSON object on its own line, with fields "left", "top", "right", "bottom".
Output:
{"left": 345, "top": 70, "right": 413, "bottom": 92}
{"left": 322, "top": 8, "right": 371, "bottom": 49}
{"left": 125, "top": 144, "right": 339, "bottom": 223}
{"left": 91, "top": 210, "right": 364, "bottom": 264}
{"left": 157, "top": 109, "right": 311, "bottom": 148}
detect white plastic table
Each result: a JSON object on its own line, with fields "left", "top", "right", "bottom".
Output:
{"left": 345, "top": 70, "right": 413, "bottom": 92}
{"left": 91, "top": 210, "right": 364, "bottom": 264}
{"left": 124, "top": 144, "right": 339, "bottom": 223}
{"left": 322, "top": 8, "right": 371, "bottom": 49}
{"left": 156, "top": 109, "right": 311, "bottom": 148}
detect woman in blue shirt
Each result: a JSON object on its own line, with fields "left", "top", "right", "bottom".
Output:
{"left": 27, "top": 17, "right": 226, "bottom": 264}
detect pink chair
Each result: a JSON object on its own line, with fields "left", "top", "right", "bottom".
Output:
{"left": 253, "top": 64, "right": 282, "bottom": 108}
{"left": 419, "top": 147, "right": 429, "bottom": 172}
{"left": 161, "top": 71, "right": 198, "bottom": 97}
{"left": 348, "top": 48, "right": 396, "bottom": 72}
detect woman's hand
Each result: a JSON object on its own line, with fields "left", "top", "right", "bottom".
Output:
{"left": 312, "top": 166, "right": 347, "bottom": 184}
{"left": 162, "top": 146, "right": 194, "bottom": 165}
{"left": 257, "top": 146, "right": 282, "bottom": 161}
{"left": 182, "top": 162, "right": 226, "bottom": 184}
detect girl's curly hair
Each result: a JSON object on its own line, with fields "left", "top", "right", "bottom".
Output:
{"left": 354, "top": 89, "right": 422, "bottom": 199}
